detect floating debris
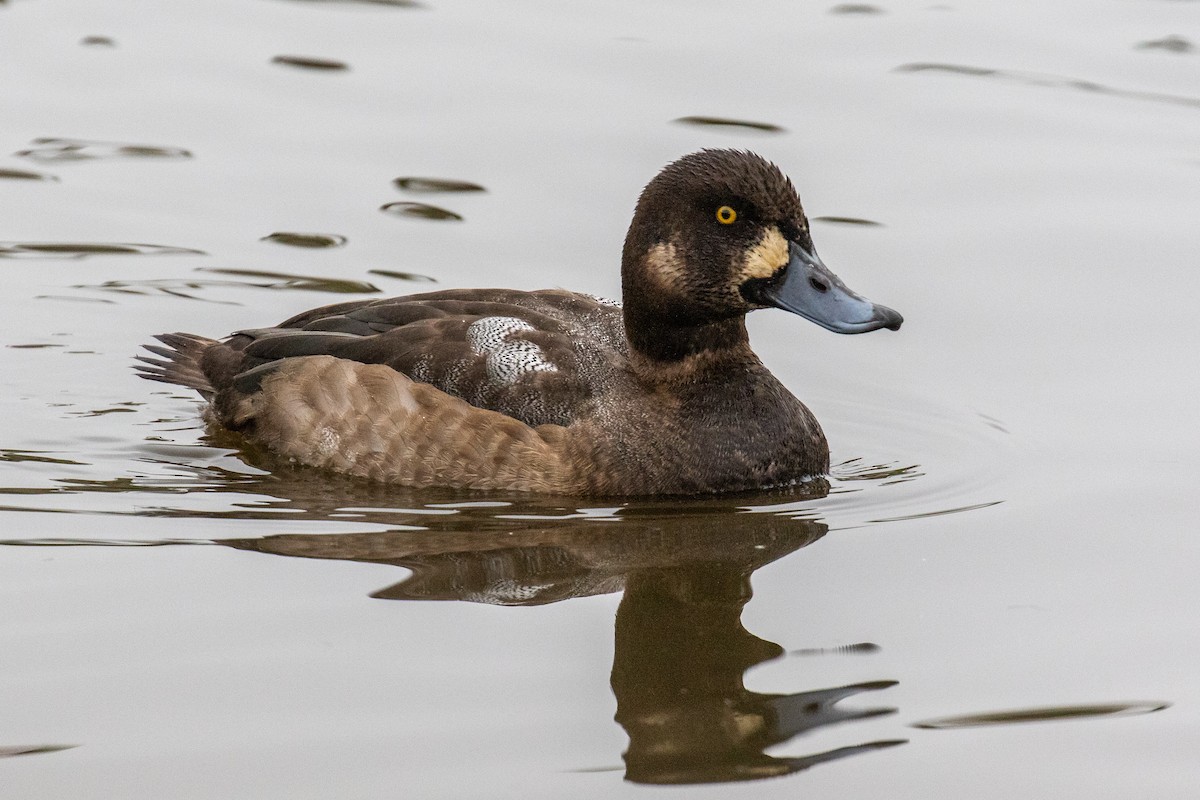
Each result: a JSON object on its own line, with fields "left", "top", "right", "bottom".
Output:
{"left": 913, "top": 701, "right": 1170, "bottom": 730}
{"left": 260, "top": 232, "right": 348, "bottom": 248}
{"left": 199, "top": 268, "right": 379, "bottom": 293}
{"left": 368, "top": 269, "right": 438, "bottom": 283}
{"left": 80, "top": 35, "right": 116, "bottom": 46}
{"left": 380, "top": 201, "right": 463, "bottom": 221}
{"left": 0, "top": 744, "right": 78, "bottom": 759}
{"left": 0, "top": 242, "right": 204, "bottom": 260}
{"left": 813, "top": 215, "right": 884, "bottom": 227}
{"left": 393, "top": 177, "right": 486, "bottom": 193}
{"left": 0, "top": 168, "right": 58, "bottom": 181}
{"left": 830, "top": 3, "right": 883, "bottom": 13}
{"left": 16, "top": 138, "right": 193, "bottom": 163}
{"left": 271, "top": 55, "right": 349, "bottom": 71}
{"left": 1136, "top": 35, "right": 1193, "bottom": 54}
{"left": 673, "top": 116, "right": 785, "bottom": 133}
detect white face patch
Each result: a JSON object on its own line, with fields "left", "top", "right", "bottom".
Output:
{"left": 645, "top": 242, "right": 687, "bottom": 293}
{"left": 466, "top": 316, "right": 557, "bottom": 387}
{"left": 739, "top": 226, "right": 789, "bottom": 282}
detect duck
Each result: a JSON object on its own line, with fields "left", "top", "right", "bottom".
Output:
{"left": 137, "top": 149, "right": 902, "bottom": 496}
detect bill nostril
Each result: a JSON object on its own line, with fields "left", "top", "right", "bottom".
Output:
{"left": 809, "top": 277, "right": 829, "bottom": 293}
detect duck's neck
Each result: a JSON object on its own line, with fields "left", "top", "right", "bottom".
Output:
{"left": 623, "top": 308, "right": 761, "bottom": 381}
{"left": 620, "top": 233, "right": 761, "bottom": 379}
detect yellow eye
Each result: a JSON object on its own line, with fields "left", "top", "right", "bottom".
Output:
{"left": 716, "top": 205, "right": 738, "bottom": 225}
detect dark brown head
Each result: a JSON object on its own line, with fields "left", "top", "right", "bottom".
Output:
{"left": 621, "top": 150, "right": 901, "bottom": 362}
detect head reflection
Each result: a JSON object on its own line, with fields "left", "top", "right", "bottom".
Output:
{"left": 612, "top": 562, "right": 901, "bottom": 783}
{"left": 225, "top": 483, "right": 905, "bottom": 785}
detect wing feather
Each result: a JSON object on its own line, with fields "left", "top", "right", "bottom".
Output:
{"left": 161, "top": 289, "right": 627, "bottom": 427}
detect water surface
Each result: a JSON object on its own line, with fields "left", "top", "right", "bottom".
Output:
{"left": 2, "top": 1, "right": 1198, "bottom": 797}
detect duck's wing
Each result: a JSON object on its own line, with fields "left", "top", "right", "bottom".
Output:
{"left": 142, "top": 288, "right": 627, "bottom": 428}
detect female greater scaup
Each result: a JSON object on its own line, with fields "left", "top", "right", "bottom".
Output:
{"left": 138, "top": 150, "right": 901, "bottom": 496}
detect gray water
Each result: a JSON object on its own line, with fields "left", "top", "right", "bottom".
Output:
{"left": 2, "top": 1, "right": 1198, "bottom": 797}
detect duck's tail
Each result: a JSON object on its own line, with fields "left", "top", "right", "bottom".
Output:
{"left": 134, "top": 333, "right": 217, "bottom": 398}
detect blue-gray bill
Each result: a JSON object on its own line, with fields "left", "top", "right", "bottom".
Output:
{"left": 763, "top": 242, "right": 903, "bottom": 334}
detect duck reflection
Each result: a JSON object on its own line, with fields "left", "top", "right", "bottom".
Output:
{"left": 613, "top": 564, "right": 901, "bottom": 783}
{"left": 218, "top": 480, "right": 904, "bottom": 784}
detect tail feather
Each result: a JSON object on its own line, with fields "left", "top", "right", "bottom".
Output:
{"left": 133, "top": 332, "right": 217, "bottom": 397}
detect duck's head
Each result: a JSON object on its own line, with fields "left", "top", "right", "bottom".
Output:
{"left": 622, "top": 150, "right": 902, "bottom": 359}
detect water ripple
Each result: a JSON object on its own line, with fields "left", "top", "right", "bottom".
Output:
{"left": 813, "top": 215, "right": 883, "bottom": 227}
{"left": 913, "top": 702, "right": 1170, "bottom": 729}
{"left": 260, "top": 232, "right": 348, "bottom": 248}
{"left": 270, "top": 55, "right": 349, "bottom": 71}
{"left": 16, "top": 137, "right": 193, "bottom": 162}
{"left": 0, "top": 242, "right": 204, "bottom": 259}
{"left": 368, "top": 268, "right": 438, "bottom": 283}
{"left": 380, "top": 201, "right": 463, "bottom": 221}
{"left": 394, "top": 177, "right": 486, "bottom": 193}
{"left": 1136, "top": 35, "right": 1193, "bottom": 54}
{"left": 0, "top": 745, "right": 78, "bottom": 759}
{"left": 817, "top": 389, "right": 1011, "bottom": 529}
{"left": 896, "top": 63, "right": 1200, "bottom": 110}
{"left": 0, "top": 168, "right": 58, "bottom": 181}
{"left": 673, "top": 116, "right": 785, "bottom": 133}
{"left": 73, "top": 269, "right": 380, "bottom": 302}
{"left": 272, "top": 0, "right": 422, "bottom": 6}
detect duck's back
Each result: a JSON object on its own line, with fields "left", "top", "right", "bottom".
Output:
{"left": 179, "top": 288, "right": 629, "bottom": 428}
